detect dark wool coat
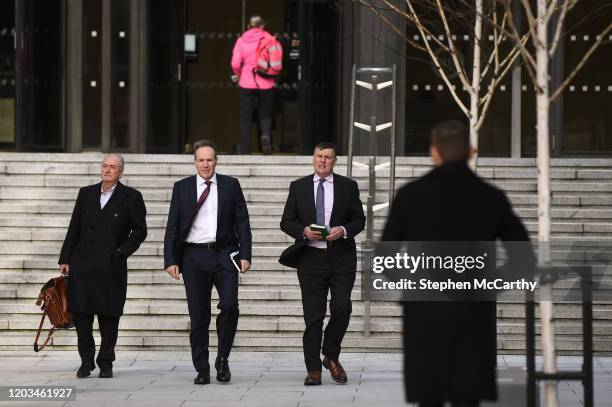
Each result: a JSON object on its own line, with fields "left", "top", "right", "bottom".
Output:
{"left": 381, "top": 161, "right": 533, "bottom": 403}
{"left": 59, "top": 182, "right": 147, "bottom": 317}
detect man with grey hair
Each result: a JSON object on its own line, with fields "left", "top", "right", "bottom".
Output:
{"left": 59, "top": 154, "right": 147, "bottom": 379}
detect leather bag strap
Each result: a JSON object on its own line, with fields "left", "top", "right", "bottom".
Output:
{"left": 33, "top": 312, "right": 55, "bottom": 352}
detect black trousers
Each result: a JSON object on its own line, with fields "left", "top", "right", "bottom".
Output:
{"left": 73, "top": 312, "right": 120, "bottom": 370}
{"left": 297, "top": 247, "right": 356, "bottom": 372}
{"left": 239, "top": 87, "right": 275, "bottom": 154}
{"left": 181, "top": 246, "right": 239, "bottom": 372}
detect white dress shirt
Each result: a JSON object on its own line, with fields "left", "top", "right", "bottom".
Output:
{"left": 308, "top": 174, "right": 334, "bottom": 249}
{"left": 100, "top": 183, "right": 117, "bottom": 209}
{"left": 186, "top": 173, "right": 218, "bottom": 243}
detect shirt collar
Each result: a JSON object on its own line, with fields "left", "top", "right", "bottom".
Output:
{"left": 101, "top": 183, "right": 118, "bottom": 194}
{"left": 313, "top": 173, "right": 334, "bottom": 183}
{"left": 197, "top": 173, "right": 217, "bottom": 186}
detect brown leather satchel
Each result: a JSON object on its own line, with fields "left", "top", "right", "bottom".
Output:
{"left": 33, "top": 275, "right": 73, "bottom": 352}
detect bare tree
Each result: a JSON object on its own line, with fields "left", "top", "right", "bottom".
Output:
{"left": 496, "top": 1, "right": 611, "bottom": 406}
{"left": 355, "top": 0, "right": 528, "bottom": 167}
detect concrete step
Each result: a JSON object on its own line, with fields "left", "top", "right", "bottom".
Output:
{"left": 1, "top": 153, "right": 612, "bottom": 353}
{"left": 0, "top": 299, "right": 403, "bottom": 316}
{"left": 0, "top": 330, "right": 404, "bottom": 350}
{"left": 0, "top": 314, "right": 402, "bottom": 332}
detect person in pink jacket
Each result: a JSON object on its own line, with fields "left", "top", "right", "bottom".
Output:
{"left": 231, "top": 15, "right": 277, "bottom": 155}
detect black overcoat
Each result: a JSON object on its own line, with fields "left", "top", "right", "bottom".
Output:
{"left": 381, "top": 161, "right": 533, "bottom": 403}
{"left": 59, "top": 182, "right": 147, "bottom": 317}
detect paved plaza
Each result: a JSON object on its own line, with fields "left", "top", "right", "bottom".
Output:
{"left": 0, "top": 351, "right": 610, "bottom": 406}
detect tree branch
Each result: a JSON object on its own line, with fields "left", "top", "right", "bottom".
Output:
{"left": 357, "top": 0, "right": 427, "bottom": 52}
{"left": 404, "top": 0, "right": 469, "bottom": 115}
{"left": 520, "top": 0, "right": 544, "bottom": 48}
{"left": 549, "top": 0, "right": 578, "bottom": 56}
{"left": 476, "top": 43, "right": 522, "bottom": 128}
{"left": 434, "top": 0, "right": 472, "bottom": 92}
{"left": 499, "top": 0, "right": 539, "bottom": 90}
{"left": 481, "top": 10, "right": 508, "bottom": 80}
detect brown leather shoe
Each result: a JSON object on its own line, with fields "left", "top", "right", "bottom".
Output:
{"left": 322, "top": 357, "right": 347, "bottom": 384}
{"left": 304, "top": 370, "right": 322, "bottom": 386}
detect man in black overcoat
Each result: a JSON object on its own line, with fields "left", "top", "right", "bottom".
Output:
{"left": 59, "top": 154, "right": 147, "bottom": 379}
{"left": 280, "top": 142, "right": 365, "bottom": 386}
{"left": 381, "top": 121, "right": 534, "bottom": 407}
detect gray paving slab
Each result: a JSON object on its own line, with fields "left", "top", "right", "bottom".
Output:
{"left": 0, "top": 352, "right": 610, "bottom": 406}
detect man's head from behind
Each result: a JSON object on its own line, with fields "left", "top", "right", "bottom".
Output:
{"left": 248, "top": 15, "right": 265, "bottom": 29}
{"left": 430, "top": 120, "right": 474, "bottom": 166}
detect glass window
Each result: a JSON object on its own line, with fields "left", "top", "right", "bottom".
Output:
{"left": 403, "top": 6, "right": 512, "bottom": 157}
{"left": 0, "top": 0, "right": 16, "bottom": 147}
{"left": 559, "top": 0, "right": 612, "bottom": 155}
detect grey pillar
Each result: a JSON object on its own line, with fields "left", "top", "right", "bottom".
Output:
{"left": 353, "top": 0, "right": 405, "bottom": 156}
{"left": 129, "top": 0, "right": 146, "bottom": 153}
{"left": 101, "top": 0, "right": 111, "bottom": 151}
{"left": 510, "top": 0, "right": 522, "bottom": 158}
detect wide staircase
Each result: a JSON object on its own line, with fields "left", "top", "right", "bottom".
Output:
{"left": 1, "top": 153, "right": 611, "bottom": 354}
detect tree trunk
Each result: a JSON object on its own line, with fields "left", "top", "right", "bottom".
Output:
{"left": 536, "top": 0, "right": 558, "bottom": 406}
{"left": 468, "top": 0, "right": 483, "bottom": 170}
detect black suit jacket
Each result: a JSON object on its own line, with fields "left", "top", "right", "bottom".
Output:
{"left": 59, "top": 182, "right": 147, "bottom": 317}
{"left": 280, "top": 173, "right": 365, "bottom": 272}
{"left": 163, "top": 173, "right": 252, "bottom": 272}
{"left": 381, "top": 161, "right": 534, "bottom": 402}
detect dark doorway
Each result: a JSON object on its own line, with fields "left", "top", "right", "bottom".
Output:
{"left": 295, "top": 0, "right": 341, "bottom": 154}
{"left": 146, "top": 0, "right": 185, "bottom": 153}
{"left": 184, "top": 0, "right": 292, "bottom": 154}
{"left": 15, "top": 0, "right": 64, "bottom": 151}
{"left": 147, "top": 0, "right": 341, "bottom": 154}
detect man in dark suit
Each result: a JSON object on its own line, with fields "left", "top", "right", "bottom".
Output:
{"left": 280, "top": 142, "right": 365, "bottom": 386}
{"left": 381, "top": 121, "right": 534, "bottom": 407}
{"left": 164, "top": 139, "right": 252, "bottom": 385}
{"left": 59, "top": 154, "right": 147, "bottom": 379}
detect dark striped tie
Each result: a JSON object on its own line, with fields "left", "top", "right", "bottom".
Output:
{"left": 181, "top": 180, "right": 212, "bottom": 237}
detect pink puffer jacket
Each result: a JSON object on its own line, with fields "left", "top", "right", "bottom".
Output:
{"left": 231, "top": 28, "right": 276, "bottom": 90}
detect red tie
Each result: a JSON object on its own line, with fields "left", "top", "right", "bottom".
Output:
{"left": 181, "top": 180, "right": 212, "bottom": 238}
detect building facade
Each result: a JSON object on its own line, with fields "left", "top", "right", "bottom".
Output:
{"left": 0, "top": 0, "right": 610, "bottom": 156}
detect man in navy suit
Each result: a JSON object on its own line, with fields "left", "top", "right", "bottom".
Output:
{"left": 280, "top": 142, "right": 365, "bottom": 385}
{"left": 164, "top": 140, "right": 252, "bottom": 385}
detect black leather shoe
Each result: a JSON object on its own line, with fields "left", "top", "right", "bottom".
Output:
{"left": 194, "top": 370, "right": 210, "bottom": 385}
{"left": 98, "top": 367, "right": 113, "bottom": 378}
{"left": 215, "top": 356, "right": 231, "bottom": 383}
{"left": 304, "top": 371, "right": 322, "bottom": 386}
{"left": 260, "top": 135, "right": 272, "bottom": 155}
{"left": 76, "top": 363, "right": 93, "bottom": 378}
